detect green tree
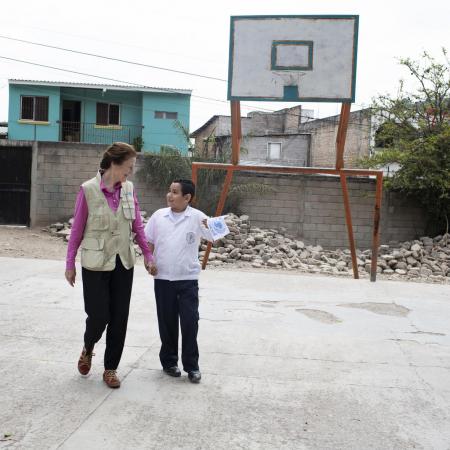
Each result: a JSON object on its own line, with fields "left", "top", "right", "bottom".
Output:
{"left": 362, "top": 49, "right": 450, "bottom": 234}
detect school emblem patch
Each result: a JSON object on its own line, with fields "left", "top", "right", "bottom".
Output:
{"left": 186, "top": 232, "right": 196, "bottom": 244}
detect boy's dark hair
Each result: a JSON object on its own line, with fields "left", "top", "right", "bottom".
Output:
{"left": 173, "top": 179, "right": 195, "bottom": 202}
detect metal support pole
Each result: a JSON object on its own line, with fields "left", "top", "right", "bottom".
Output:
{"left": 335, "top": 103, "right": 351, "bottom": 169}
{"left": 335, "top": 102, "right": 358, "bottom": 278}
{"left": 201, "top": 100, "right": 241, "bottom": 269}
{"left": 340, "top": 172, "right": 359, "bottom": 279}
{"left": 230, "top": 101, "right": 241, "bottom": 166}
{"left": 370, "top": 172, "right": 384, "bottom": 281}
{"left": 191, "top": 164, "right": 198, "bottom": 193}
{"left": 202, "top": 169, "right": 234, "bottom": 269}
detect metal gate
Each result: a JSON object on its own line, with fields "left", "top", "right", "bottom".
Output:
{"left": 0, "top": 146, "right": 32, "bottom": 225}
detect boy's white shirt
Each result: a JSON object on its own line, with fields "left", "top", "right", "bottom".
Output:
{"left": 144, "top": 205, "right": 214, "bottom": 281}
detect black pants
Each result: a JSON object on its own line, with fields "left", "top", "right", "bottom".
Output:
{"left": 82, "top": 256, "right": 134, "bottom": 370}
{"left": 154, "top": 279, "right": 200, "bottom": 373}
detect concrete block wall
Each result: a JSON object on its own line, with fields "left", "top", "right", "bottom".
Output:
{"left": 132, "top": 165, "right": 167, "bottom": 218}
{"left": 282, "top": 105, "right": 302, "bottom": 133}
{"left": 302, "top": 177, "right": 376, "bottom": 248}
{"left": 31, "top": 142, "right": 165, "bottom": 226}
{"left": 26, "top": 142, "right": 427, "bottom": 249}
{"left": 242, "top": 134, "right": 310, "bottom": 167}
{"left": 235, "top": 172, "right": 427, "bottom": 250}
{"left": 381, "top": 191, "right": 427, "bottom": 244}
{"left": 32, "top": 142, "right": 103, "bottom": 225}
{"left": 234, "top": 173, "right": 305, "bottom": 236}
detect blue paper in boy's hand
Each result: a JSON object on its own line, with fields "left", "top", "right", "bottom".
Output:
{"left": 206, "top": 215, "right": 230, "bottom": 240}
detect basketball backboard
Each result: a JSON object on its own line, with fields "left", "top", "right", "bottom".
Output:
{"left": 228, "top": 15, "right": 359, "bottom": 102}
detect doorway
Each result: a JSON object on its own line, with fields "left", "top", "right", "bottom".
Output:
{"left": 61, "top": 100, "right": 82, "bottom": 142}
{"left": 0, "top": 146, "right": 32, "bottom": 225}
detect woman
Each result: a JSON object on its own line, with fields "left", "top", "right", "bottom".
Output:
{"left": 65, "top": 142, "right": 154, "bottom": 388}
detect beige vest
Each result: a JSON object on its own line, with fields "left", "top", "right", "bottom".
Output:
{"left": 80, "top": 172, "right": 136, "bottom": 271}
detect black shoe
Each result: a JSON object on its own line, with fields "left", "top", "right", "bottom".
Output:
{"left": 163, "top": 366, "right": 181, "bottom": 377}
{"left": 188, "top": 370, "right": 201, "bottom": 383}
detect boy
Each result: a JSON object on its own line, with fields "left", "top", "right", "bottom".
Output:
{"left": 144, "top": 179, "right": 214, "bottom": 383}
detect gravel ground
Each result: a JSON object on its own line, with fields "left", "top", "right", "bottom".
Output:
{"left": 0, "top": 226, "right": 142, "bottom": 266}
{"left": 0, "top": 226, "right": 67, "bottom": 261}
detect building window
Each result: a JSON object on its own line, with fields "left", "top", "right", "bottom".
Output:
{"left": 96, "top": 103, "right": 120, "bottom": 125}
{"left": 267, "top": 142, "right": 282, "bottom": 160}
{"left": 154, "top": 111, "right": 178, "bottom": 120}
{"left": 20, "top": 96, "right": 49, "bottom": 121}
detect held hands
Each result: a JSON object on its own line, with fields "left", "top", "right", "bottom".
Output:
{"left": 144, "top": 259, "right": 158, "bottom": 276}
{"left": 65, "top": 263, "right": 156, "bottom": 284}
{"left": 65, "top": 268, "right": 76, "bottom": 286}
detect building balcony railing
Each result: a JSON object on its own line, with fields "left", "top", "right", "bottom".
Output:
{"left": 59, "top": 121, "right": 143, "bottom": 146}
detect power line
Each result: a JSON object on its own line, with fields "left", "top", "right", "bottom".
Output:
{"left": 0, "top": 25, "right": 222, "bottom": 65}
{"left": 0, "top": 55, "right": 371, "bottom": 127}
{"left": 0, "top": 55, "right": 228, "bottom": 106}
{"left": 0, "top": 55, "right": 233, "bottom": 119}
{"left": 0, "top": 34, "right": 372, "bottom": 115}
{"left": 0, "top": 56, "right": 154, "bottom": 89}
{"left": 0, "top": 35, "right": 227, "bottom": 82}
{"left": 0, "top": 55, "right": 250, "bottom": 110}
{"left": 0, "top": 33, "right": 370, "bottom": 111}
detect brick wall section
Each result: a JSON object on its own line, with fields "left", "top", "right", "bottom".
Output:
{"left": 241, "top": 134, "right": 310, "bottom": 166}
{"left": 282, "top": 105, "right": 302, "bottom": 133}
{"left": 24, "top": 142, "right": 426, "bottom": 249}
{"left": 192, "top": 109, "right": 371, "bottom": 168}
{"left": 234, "top": 172, "right": 427, "bottom": 249}
{"left": 301, "top": 110, "right": 371, "bottom": 168}
{"left": 32, "top": 142, "right": 102, "bottom": 225}
{"left": 32, "top": 142, "right": 165, "bottom": 226}
{"left": 246, "top": 111, "right": 284, "bottom": 133}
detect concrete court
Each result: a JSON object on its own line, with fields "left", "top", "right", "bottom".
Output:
{"left": 0, "top": 256, "right": 450, "bottom": 450}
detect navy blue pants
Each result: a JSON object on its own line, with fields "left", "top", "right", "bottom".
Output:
{"left": 82, "top": 256, "right": 134, "bottom": 370}
{"left": 154, "top": 279, "right": 199, "bottom": 373}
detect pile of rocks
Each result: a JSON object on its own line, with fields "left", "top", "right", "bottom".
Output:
{"left": 201, "top": 213, "right": 450, "bottom": 282}
{"left": 46, "top": 212, "right": 450, "bottom": 282}
{"left": 45, "top": 221, "right": 72, "bottom": 241}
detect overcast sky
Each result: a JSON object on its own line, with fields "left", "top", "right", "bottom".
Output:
{"left": 1, "top": 0, "right": 449, "bottom": 131}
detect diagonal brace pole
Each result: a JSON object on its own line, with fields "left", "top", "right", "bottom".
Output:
{"left": 201, "top": 169, "right": 234, "bottom": 269}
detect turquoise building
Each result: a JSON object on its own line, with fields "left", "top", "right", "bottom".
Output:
{"left": 7, "top": 80, "right": 191, "bottom": 153}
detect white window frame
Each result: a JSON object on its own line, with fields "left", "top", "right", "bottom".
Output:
{"left": 20, "top": 95, "right": 49, "bottom": 122}
{"left": 154, "top": 111, "right": 178, "bottom": 120}
{"left": 267, "top": 142, "right": 282, "bottom": 160}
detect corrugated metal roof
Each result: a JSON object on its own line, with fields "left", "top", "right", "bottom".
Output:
{"left": 8, "top": 79, "right": 192, "bottom": 95}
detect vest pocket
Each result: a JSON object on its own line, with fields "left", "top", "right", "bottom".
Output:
{"left": 122, "top": 204, "right": 136, "bottom": 220}
{"left": 80, "top": 237, "right": 105, "bottom": 269}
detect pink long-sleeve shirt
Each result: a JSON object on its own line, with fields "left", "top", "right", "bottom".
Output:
{"left": 66, "top": 179, "right": 153, "bottom": 270}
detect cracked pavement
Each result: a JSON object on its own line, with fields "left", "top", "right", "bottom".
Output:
{"left": 1, "top": 256, "right": 450, "bottom": 449}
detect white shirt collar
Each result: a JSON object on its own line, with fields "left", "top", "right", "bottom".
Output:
{"left": 165, "top": 205, "right": 192, "bottom": 222}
